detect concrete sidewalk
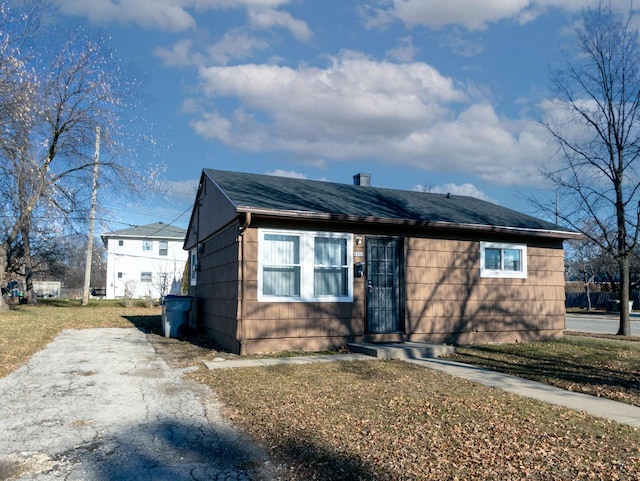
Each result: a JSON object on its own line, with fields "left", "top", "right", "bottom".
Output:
{"left": 205, "top": 348, "right": 640, "bottom": 428}
{"left": 405, "top": 357, "right": 640, "bottom": 428}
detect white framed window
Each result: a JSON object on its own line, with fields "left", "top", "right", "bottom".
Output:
{"left": 480, "top": 242, "right": 527, "bottom": 279}
{"left": 142, "top": 240, "right": 153, "bottom": 251}
{"left": 190, "top": 249, "right": 197, "bottom": 286}
{"left": 258, "top": 229, "right": 353, "bottom": 302}
{"left": 159, "top": 240, "right": 168, "bottom": 256}
{"left": 140, "top": 272, "right": 152, "bottom": 282}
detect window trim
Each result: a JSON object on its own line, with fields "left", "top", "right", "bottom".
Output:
{"left": 258, "top": 229, "right": 353, "bottom": 302}
{"left": 159, "top": 240, "right": 168, "bottom": 256}
{"left": 190, "top": 249, "right": 197, "bottom": 286}
{"left": 480, "top": 242, "right": 527, "bottom": 279}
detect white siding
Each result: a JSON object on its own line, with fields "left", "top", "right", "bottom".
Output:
{"left": 105, "top": 237, "right": 188, "bottom": 299}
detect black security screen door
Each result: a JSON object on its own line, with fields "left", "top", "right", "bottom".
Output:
{"left": 366, "top": 238, "right": 401, "bottom": 334}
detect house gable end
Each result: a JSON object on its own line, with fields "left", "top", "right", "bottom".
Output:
{"left": 184, "top": 171, "right": 239, "bottom": 250}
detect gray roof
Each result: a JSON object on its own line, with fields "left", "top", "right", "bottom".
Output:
{"left": 204, "top": 169, "right": 576, "bottom": 237}
{"left": 103, "top": 222, "right": 186, "bottom": 240}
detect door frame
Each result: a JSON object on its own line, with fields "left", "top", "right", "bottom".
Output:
{"left": 365, "top": 236, "right": 405, "bottom": 334}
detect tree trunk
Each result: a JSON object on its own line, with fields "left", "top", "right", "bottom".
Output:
{"left": 617, "top": 256, "right": 631, "bottom": 335}
{"left": 585, "top": 279, "right": 592, "bottom": 311}
{"left": 0, "top": 243, "right": 8, "bottom": 311}
{"left": 21, "top": 226, "right": 37, "bottom": 305}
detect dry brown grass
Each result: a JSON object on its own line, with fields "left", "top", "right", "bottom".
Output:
{"left": 193, "top": 361, "right": 640, "bottom": 480}
{"left": 4, "top": 303, "right": 640, "bottom": 480}
{"left": 0, "top": 299, "right": 160, "bottom": 378}
{"left": 446, "top": 333, "right": 640, "bottom": 407}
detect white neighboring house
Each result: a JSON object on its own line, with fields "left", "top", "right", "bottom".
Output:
{"left": 102, "top": 222, "right": 188, "bottom": 300}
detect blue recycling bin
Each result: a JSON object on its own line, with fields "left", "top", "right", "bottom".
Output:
{"left": 162, "top": 295, "right": 194, "bottom": 338}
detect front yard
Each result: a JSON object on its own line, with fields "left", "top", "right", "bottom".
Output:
{"left": 2, "top": 302, "right": 639, "bottom": 479}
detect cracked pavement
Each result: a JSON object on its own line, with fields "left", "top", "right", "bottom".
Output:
{"left": 0, "top": 328, "right": 275, "bottom": 480}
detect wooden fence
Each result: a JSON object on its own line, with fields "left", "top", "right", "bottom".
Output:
{"left": 565, "top": 290, "right": 640, "bottom": 310}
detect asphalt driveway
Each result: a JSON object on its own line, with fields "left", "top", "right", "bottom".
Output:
{"left": 0, "top": 328, "right": 274, "bottom": 481}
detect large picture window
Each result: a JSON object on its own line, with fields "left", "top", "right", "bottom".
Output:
{"left": 259, "top": 229, "right": 353, "bottom": 302}
{"left": 480, "top": 242, "right": 527, "bottom": 279}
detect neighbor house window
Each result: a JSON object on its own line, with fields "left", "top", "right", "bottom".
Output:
{"left": 140, "top": 272, "right": 152, "bottom": 282}
{"left": 159, "top": 240, "right": 168, "bottom": 256}
{"left": 118, "top": 240, "right": 124, "bottom": 246}
{"left": 258, "top": 229, "right": 353, "bottom": 302}
{"left": 480, "top": 242, "right": 527, "bottom": 279}
{"left": 117, "top": 272, "right": 123, "bottom": 279}
{"left": 142, "top": 240, "right": 152, "bottom": 251}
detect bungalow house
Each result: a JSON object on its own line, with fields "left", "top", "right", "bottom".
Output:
{"left": 102, "top": 222, "right": 188, "bottom": 300}
{"left": 184, "top": 169, "right": 580, "bottom": 355}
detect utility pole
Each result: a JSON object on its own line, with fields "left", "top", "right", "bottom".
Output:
{"left": 82, "top": 126, "right": 100, "bottom": 306}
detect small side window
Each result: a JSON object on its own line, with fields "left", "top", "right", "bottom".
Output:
{"left": 190, "top": 249, "right": 198, "bottom": 286}
{"left": 480, "top": 242, "right": 527, "bottom": 279}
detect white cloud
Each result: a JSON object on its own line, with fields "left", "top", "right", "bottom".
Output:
{"left": 265, "top": 169, "right": 308, "bottom": 179}
{"left": 154, "top": 31, "right": 271, "bottom": 67}
{"left": 188, "top": 51, "right": 554, "bottom": 186}
{"left": 53, "top": 0, "right": 304, "bottom": 34}
{"left": 368, "top": 0, "right": 530, "bottom": 31}
{"left": 248, "top": 7, "right": 312, "bottom": 42}
{"left": 365, "top": 0, "right": 632, "bottom": 31}
{"left": 385, "top": 36, "right": 418, "bottom": 62}
{"left": 154, "top": 39, "right": 199, "bottom": 67}
{"left": 165, "top": 179, "right": 199, "bottom": 201}
{"left": 206, "top": 30, "right": 270, "bottom": 65}
{"left": 53, "top": 0, "right": 197, "bottom": 31}
{"left": 413, "top": 183, "right": 497, "bottom": 203}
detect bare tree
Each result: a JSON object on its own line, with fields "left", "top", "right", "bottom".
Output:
{"left": 540, "top": 3, "right": 640, "bottom": 335}
{"left": 0, "top": 2, "right": 160, "bottom": 307}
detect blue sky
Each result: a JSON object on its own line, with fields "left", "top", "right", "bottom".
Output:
{"left": 44, "top": 0, "right": 627, "bottom": 231}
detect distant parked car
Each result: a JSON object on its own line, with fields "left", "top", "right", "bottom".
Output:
{"left": 91, "top": 288, "right": 106, "bottom": 297}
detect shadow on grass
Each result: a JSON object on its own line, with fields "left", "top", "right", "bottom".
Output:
{"left": 124, "top": 315, "right": 163, "bottom": 334}
{"left": 451, "top": 344, "right": 640, "bottom": 398}
{"left": 273, "top": 436, "right": 383, "bottom": 481}
{"left": 123, "top": 315, "right": 225, "bottom": 352}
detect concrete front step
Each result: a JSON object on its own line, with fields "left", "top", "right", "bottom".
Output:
{"left": 348, "top": 341, "right": 456, "bottom": 360}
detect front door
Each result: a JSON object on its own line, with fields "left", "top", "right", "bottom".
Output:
{"left": 366, "top": 237, "right": 401, "bottom": 334}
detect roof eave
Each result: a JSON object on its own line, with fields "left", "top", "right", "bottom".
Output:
{"left": 235, "top": 206, "right": 583, "bottom": 240}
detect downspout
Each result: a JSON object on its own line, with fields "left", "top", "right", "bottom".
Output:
{"left": 238, "top": 212, "right": 252, "bottom": 355}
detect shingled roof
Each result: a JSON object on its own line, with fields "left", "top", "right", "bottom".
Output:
{"left": 203, "top": 169, "right": 578, "bottom": 238}
{"left": 102, "top": 222, "right": 186, "bottom": 240}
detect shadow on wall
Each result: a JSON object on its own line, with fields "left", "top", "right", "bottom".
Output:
{"left": 405, "top": 237, "right": 560, "bottom": 345}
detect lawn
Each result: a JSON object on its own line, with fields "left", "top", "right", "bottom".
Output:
{"left": 445, "top": 333, "right": 640, "bottom": 407}
{"left": 193, "top": 361, "right": 640, "bottom": 480}
{"left": 2, "top": 303, "right": 640, "bottom": 480}
{"left": 0, "top": 299, "right": 161, "bottom": 378}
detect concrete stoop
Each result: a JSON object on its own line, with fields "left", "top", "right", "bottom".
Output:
{"left": 348, "top": 341, "right": 456, "bottom": 360}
